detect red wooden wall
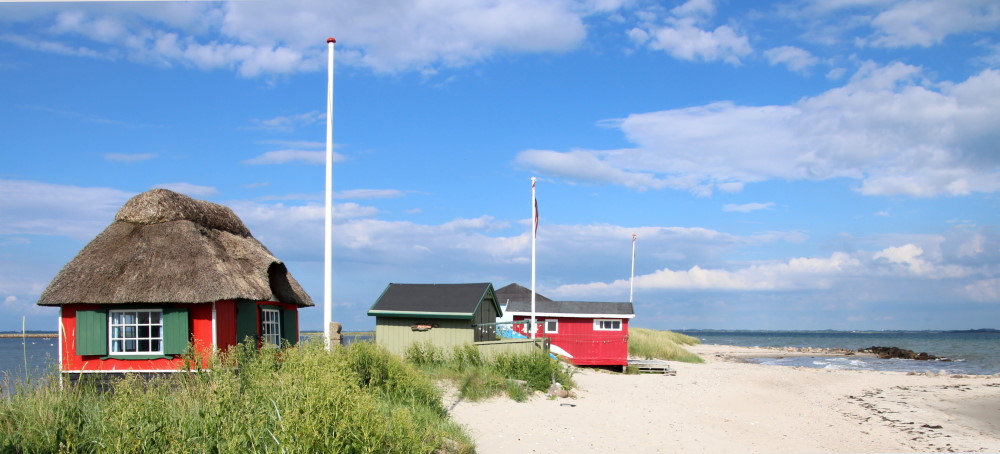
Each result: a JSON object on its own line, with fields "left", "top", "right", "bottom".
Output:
{"left": 513, "top": 315, "right": 630, "bottom": 366}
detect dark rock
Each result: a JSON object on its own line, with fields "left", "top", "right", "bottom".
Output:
{"left": 858, "top": 346, "right": 942, "bottom": 361}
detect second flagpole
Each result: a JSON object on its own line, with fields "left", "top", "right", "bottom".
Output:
{"left": 530, "top": 177, "right": 537, "bottom": 339}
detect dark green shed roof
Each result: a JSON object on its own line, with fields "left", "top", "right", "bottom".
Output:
{"left": 367, "top": 283, "right": 502, "bottom": 320}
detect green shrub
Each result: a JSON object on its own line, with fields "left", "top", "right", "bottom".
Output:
{"left": 0, "top": 339, "right": 473, "bottom": 453}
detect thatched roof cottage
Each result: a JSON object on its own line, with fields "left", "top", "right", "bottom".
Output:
{"left": 37, "top": 188, "right": 314, "bottom": 376}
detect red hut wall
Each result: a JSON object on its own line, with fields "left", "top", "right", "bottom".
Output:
{"left": 512, "top": 316, "right": 630, "bottom": 366}
{"left": 60, "top": 303, "right": 214, "bottom": 372}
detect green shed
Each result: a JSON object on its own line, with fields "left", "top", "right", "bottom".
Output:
{"left": 367, "top": 283, "right": 502, "bottom": 356}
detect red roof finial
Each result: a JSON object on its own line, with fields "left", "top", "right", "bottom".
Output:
{"left": 327, "top": 37, "right": 336, "bottom": 44}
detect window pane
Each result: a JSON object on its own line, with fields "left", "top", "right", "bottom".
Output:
{"left": 151, "top": 326, "right": 161, "bottom": 338}
{"left": 139, "top": 340, "right": 149, "bottom": 352}
{"left": 124, "top": 326, "right": 135, "bottom": 338}
{"left": 139, "top": 326, "right": 149, "bottom": 338}
{"left": 138, "top": 312, "right": 149, "bottom": 324}
{"left": 112, "top": 340, "right": 122, "bottom": 352}
{"left": 123, "top": 313, "right": 136, "bottom": 324}
{"left": 151, "top": 340, "right": 161, "bottom": 352}
{"left": 125, "top": 340, "right": 136, "bottom": 352}
{"left": 150, "top": 312, "right": 161, "bottom": 324}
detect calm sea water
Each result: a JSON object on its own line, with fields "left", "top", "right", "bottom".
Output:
{"left": 3, "top": 331, "right": 997, "bottom": 379}
{"left": 0, "top": 337, "right": 59, "bottom": 384}
{"left": 678, "top": 330, "right": 1000, "bottom": 375}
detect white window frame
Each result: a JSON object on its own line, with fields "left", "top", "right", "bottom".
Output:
{"left": 109, "top": 309, "right": 164, "bottom": 355}
{"left": 544, "top": 319, "right": 559, "bottom": 334}
{"left": 261, "top": 307, "right": 281, "bottom": 347}
{"left": 593, "top": 319, "right": 622, "bottom": 331}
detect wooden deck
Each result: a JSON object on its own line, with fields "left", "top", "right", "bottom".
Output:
{"left": 628, "top": 359, "right": 677, "bottom": 375}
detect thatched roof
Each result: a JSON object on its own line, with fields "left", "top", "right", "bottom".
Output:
{"left": 37, "top": 189, "right": 314, "bottom": 307}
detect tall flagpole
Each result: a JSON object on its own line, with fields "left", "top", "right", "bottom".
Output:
{"left": 530, "top": 177, "right": 537, "bottom": 339}
{"left": 323, "top": 37, "right": 336, "bottom": 350}
{"left": 630, "top": 233, "right": 637, "bottom": 304}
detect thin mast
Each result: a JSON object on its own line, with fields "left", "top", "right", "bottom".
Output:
{"left": 323, "top": 37, "right": 336, "bottom": 350}
{"left": 630, "top": 233, "right": 636, "bottom": 303}
{"left": 530, "top": 177, "right": 537, "bottom": 339}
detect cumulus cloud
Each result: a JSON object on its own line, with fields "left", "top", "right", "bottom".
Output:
{"left": 764, "top": 45, "right": 820, "bottom": 72}
{"left": 723, "top": 202, "right": 774, "bottom": 213}
{"left": 868, "top": 0, "right": 1000, "bottom": 48}
{"left": 629, "top": 17, "right": 751, "bottom": 65}
{"left": 243, "top": 150, "right": 330, "bottom": 165}
{"left": 249, "top": 111, "right": 324, "bottom": 131}
{"left": 1, "top": 0, "right": 603, "bottom": 76}
{"left": 517, "top": 63, "right": 1000, "bottom": 197}
{"left": 549, "top": 231, "right": 997, "bottom": 305}
{"left": 0, "top": 179, "right": 132, "bottom": 239}
{"left": 104, "top": 152, "right": 156, "bottom": 162}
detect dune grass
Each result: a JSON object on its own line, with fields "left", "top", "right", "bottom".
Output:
{"left": 628, "top": 328, "right": 704, "bottom": 363}
{"left": 404, "top": 342, "right": 575, "bottom": 402}
{"left": 0, "top": 339, "right": 473, "bottom": 453}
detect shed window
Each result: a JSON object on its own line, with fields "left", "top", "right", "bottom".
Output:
{"left": 544, "top": 319, "right": 558, "bottom": 333}
{"left": 261, "top": 308, "right": 281, "bottom": 347}
{"left": 109, "top": 309, "right": 163, "bottom": 354}
{"left": 594, "top": 319, "right": 622, "bottom": 331}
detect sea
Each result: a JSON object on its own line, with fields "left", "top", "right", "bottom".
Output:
{"left": 1, "top": 330, "right": 998, "bottom": 382}
{"left": 677, "top": 330, "right": 1000, "bottom": 375}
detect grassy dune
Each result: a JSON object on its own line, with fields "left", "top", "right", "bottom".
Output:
{"left": 628, "top": 328, "right": 704, "bottom": 363}
{"left": 405, "top": 342, "right": 575, "bottom": 402}
{"left": 0, "top": 340, "right": 473, "bottom": 453}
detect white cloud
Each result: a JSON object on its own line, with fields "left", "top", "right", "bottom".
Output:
{"left": 0, "top": 179, "right": 131, "bottom": 239}
{"left": 104, "top": 152, "right": 156, "bottom": 163}
{"left": 249, "top": 111, "right": 324, "bottom": 131}
{"left": 517, "top": 63, "right": 1000, "bottom": 197}
{"left": 764, "top": 45, "right": 820, "bottom": 72}
{"left": 634, "top": 17, "right": 752, "bottom": 65}
{"left": 869, "top": 0, "right": 1000, "bottom": 48}
{"left": 243, "top": 149, "right": 346, "bottom": 165}
{"left": 152, "top": 182, "right": 218, "bottom": 197}
{"left": 723, "top": 202, "right": 774, "bottom": 213}
{"left": 2, "top": 0, "right": 602, "bottom": 76}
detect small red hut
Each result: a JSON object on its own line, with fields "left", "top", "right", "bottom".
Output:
{"left": 36, "top": 189, "right": 314, "bottom": 378}
{"left": 505, "top": 299, "right": 634, "bottom": 367}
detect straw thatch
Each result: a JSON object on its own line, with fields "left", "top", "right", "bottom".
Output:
{"left": 37, "top": 189, "right": 314, "bottom": 307}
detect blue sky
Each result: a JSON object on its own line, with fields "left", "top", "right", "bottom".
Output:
{"left": 1, "top": 0, "right": 998, "bottom": 332}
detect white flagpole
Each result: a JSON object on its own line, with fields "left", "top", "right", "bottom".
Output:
{"left": 630, "top": 233, "right": 637, "bottom": 304}
{"left": 530, "top": 177, "right": 537, "bottom": 339}
{"left": 323, "top": 37, "right": 336, "bottom": 350}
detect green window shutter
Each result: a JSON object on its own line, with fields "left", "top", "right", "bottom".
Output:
{"left": 280, "top": 308, "right": 298, "bottom": 346}
{"left": 163, "top": 308, "right": 190, "bottom": 355}
{"left": 235, "top": 300, "right": 258, "bottom": 344}
{"left": 76, "top": 309, "right": 108, "bottom": 356}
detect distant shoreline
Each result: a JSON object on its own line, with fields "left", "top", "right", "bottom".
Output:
{"left": 0, "top": 333, "right": 56, "bottom": 338}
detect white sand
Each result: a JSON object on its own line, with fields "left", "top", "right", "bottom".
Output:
{"left": 446, "top": 344, "right": 1000, "bottom": 453}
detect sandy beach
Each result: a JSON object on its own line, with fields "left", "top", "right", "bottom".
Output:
{"left": 447, "top": 344, "right": 1000, "bottom": 453}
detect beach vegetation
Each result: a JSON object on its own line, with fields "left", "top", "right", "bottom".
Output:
{"left": 0, "top": 338, "right": 473, "bottom": 453}
{"left": 404, "top": 341, "right": 574, "bottom": 402}
{"left": 629, "top": 328, "right": 704, "bottom": 363}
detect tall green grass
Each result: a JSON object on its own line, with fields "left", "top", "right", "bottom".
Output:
{"left": 404, "top": 342, "right": 574, "bottom": 402}
{"left": 628, "top": 328, "right": 704, "bottom": 363}
{"left": 0, "top": 339, "right": 473, "bottom": 453}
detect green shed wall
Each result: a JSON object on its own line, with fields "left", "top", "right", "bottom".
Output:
{"left": 374, "top": 317, "right": 474, "bottom": 356}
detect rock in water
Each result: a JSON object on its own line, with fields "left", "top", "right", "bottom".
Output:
{"left": 858, "top": 346, "right": 944, "bottom": 361}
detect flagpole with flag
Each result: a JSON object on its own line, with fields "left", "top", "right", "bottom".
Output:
{"left": 323, "top": 37, "right": 336, "bottom": 350}
{"left": 530, "top": 177, "right": 537, "bottom": 339}
{"left": 630, "top": 233, "right": 637, "bottom": 304}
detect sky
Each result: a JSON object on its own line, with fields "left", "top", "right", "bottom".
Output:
{"left": 1, "top": 0, "right": 998, "bottom": 333}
